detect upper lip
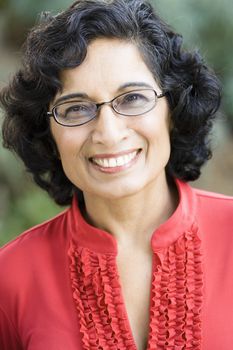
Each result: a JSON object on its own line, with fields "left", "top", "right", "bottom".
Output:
{"left": 89, "top": 148, "right": 141, "bottom": 160}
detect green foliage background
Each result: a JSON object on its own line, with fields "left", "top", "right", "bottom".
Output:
{"left": 0, "top": 0, "right": 233, "bottom": 246}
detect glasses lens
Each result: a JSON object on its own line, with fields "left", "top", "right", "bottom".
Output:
{"left": 54, "top": 101, "right": 96, "bottom": 126}
{"left": 113, "top": 89, "right": 156, "bottom": 116}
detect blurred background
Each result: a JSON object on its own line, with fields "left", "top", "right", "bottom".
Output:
{"left": 0, "top": 0, "right": 233, "bottom": 246}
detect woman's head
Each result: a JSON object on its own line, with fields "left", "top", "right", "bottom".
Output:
{"left": 0, "top": 0, "right": 221, "bottom": 205}
{"left": 50, "top": 38, "right": 172, "bottom": 201}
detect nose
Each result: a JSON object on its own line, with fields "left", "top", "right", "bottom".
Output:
{"left": 91, "top": 105, "right": 130, "bottom": 147}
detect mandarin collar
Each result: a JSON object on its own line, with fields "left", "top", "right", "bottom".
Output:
{"left": 68, "top": 179, "right": 197, "bottom": 254}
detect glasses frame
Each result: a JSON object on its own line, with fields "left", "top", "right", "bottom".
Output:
{"left": 47, "top": 88, "right": 165, "bottom": 127}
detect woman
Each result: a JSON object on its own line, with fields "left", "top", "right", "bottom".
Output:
{"left": 0, "top": 0, "right": 232, "bottom": 349}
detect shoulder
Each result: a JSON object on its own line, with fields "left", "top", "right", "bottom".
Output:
{"left": 191, "top": 186, "right": 233, "bottom": 234}
{"left": 177, "top": 179, "right": 233, "bottom": 237}
{"left": 1, "top": 208, "right": 69, "bottom": 255}
{"left": 0, "top": 208, "right": 70, "bottom": 288}
{"left": 177, "top": 179, "right": 233, "bottom": 219}
{"left": 0, "top": 207, "right": 74, "bottom": 340}
{"left": 193, "top": 186, "right": 233, "bottom": 211}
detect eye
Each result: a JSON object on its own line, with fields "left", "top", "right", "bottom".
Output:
{"left": 113, "top": 89, "right": 156, "bottom": 116}
{"left": 120, "top": 92, "right": 149, "bottom": 105}
{"left": 56, "top": 101, "right": 96, "bottom": 121}
{"left": 65, "top": 104, "right": 89, "bottom": 116}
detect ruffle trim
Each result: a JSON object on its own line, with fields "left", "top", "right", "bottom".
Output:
{"left": 69, "top": 247, "right": 136, "bottom": 349}
{"left": 68, "top": 224, "right": 203, "bottom": 350}
{"left": 148, "top": 224, "right": 203, "bottom": 350}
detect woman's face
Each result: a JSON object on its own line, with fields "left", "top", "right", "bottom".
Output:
{"left": 50, "top": 38, "right": 171, "bottom": 200}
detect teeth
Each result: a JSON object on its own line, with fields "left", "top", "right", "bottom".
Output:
{"left": 109, "top": 158, "right": 117, "bottom": 167}
{"left": 103, "top": 159, "right": 109, "bottom": 167}
{"left": 116, "top": 156, "right": 125, "bottom": 166}
{"left": 93, "top": 151, "right": 137, "bottom": 168}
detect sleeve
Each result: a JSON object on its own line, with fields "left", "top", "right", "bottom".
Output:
{"left": 0, "top": 305, "right": 23, "bottom": 350}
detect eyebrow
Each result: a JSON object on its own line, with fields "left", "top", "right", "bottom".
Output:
{"left": 118, "top": 82, "right": 153, "bottom": 90}
{"left": 54, "top": 93, "right": 89, "bottom": 105}
{"left": 53, "top": 82, "right": 154, "bottom": 105}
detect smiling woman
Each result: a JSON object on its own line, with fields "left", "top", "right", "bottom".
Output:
{"left": 49, "top": 39, "right": 171, "bottom": 201}
{"left": 0, "top": 1, "right": 233, "bottom": 350}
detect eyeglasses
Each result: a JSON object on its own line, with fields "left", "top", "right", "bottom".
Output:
{"left": 47, "top": 88, "right": 165, "bottom": 127}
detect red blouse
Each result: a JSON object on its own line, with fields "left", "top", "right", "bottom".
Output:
{"left": 0, "top": 180, "right": 233, "bottom": 350}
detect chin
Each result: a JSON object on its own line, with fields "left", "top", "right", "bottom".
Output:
{"left": 93, "top": 180, "right": 150, "bottom": 200}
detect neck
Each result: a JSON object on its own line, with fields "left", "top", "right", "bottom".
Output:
{"left": 82, "top": 175, "right": 178, "bottom": 249}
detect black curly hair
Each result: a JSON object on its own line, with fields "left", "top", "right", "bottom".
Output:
{"left": 0, "top": 0, "right": 221, "bottom": 205}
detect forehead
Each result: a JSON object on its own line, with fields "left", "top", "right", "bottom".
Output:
{"left": 58, "top": 38, "right": 159, "bottom": 99}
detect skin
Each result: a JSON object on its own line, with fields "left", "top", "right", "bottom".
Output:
{"left": 50, "top": 38, "right": 178, "bottom": 350}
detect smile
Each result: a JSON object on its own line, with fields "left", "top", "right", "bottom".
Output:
{"left": 90, "top": 150, "right": 140, "bottom": 169}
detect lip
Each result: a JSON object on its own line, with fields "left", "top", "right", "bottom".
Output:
{"left": 89, "top": 148, "right": 142, "bottom": 174}
{"left": 89, "top": 148, "right": 140, "bottom": 159}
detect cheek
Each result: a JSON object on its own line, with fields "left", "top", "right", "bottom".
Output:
{"left": 135, "top": 100, "right": 171, "bottom": 136}
{"left": 50, "top": 123, "right": 86, "bottom": 160}
{"left": 134, "top": 114, "right": 171, "bottom": 145}
{"left": 139, "top": 116, "right": 171, "bottom": 167}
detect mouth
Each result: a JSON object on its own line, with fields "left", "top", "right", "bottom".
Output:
{"left": 89, "top": 149, "right": 142, "bottom": 171}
